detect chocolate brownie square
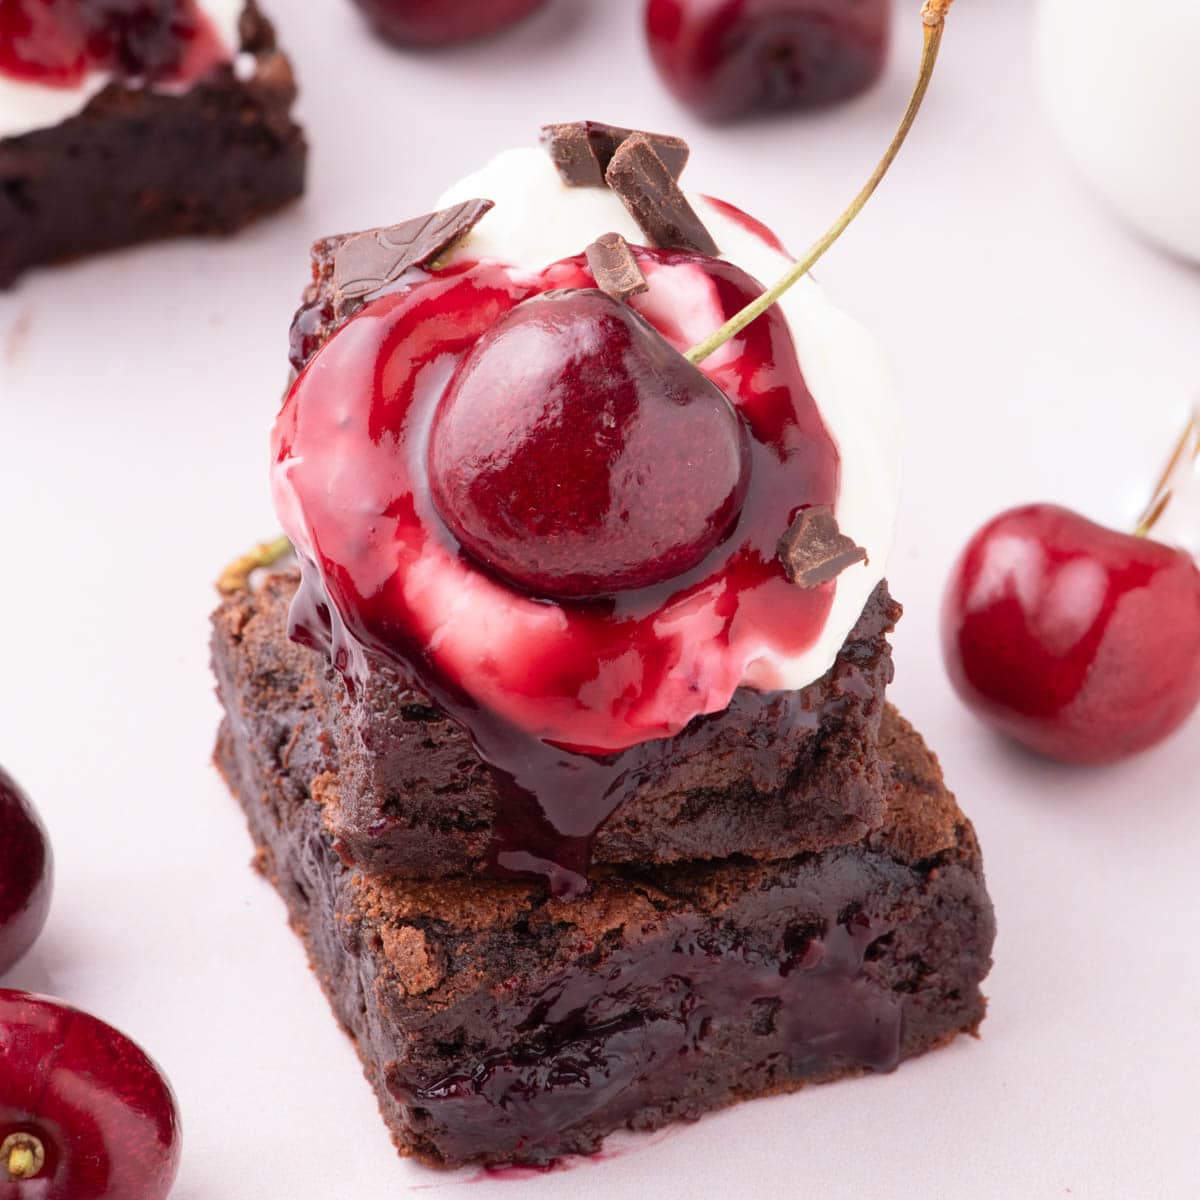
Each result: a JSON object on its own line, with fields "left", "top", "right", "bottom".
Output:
{"left": 0, "top": 2, "right": 306, "bottom": 288}
{"left": 212, "top": 575, "right": 994, "bottom": 1166}
{"left": 215, "top": 571, "right": 900, "bottom": 879}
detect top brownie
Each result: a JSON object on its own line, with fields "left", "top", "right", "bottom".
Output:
{"left": 251, "top": 167, "right": 903, "bottom": 885}
{"left": 212, "top": 571, "right": 899, "bottom": 880}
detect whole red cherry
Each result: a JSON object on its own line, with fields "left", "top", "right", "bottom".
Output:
{"left": 349, "top": 0, "right": 549, "bottom": 47}
{"left": 0, "top": 769, "right": 52, "bottom": 977}
{"left": 427, "top": 289, "right": 752, "bottom": 600}
{"left": 645, "top": 0, "right": 891, "bottom": 122}
{"left": 0, "top": 990, "right": 181, "bottom": 1199}
{"left": 941, "top": 503, "right": 1200, "bottom": 764}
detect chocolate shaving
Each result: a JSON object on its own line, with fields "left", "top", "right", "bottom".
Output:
{"left": 331, "top": 198, "right": 494, "bottom": 313}
{"left": 585, "top": 233, "right": 648, "bottom": 302}
{"left": 778, "top": 506, "right": 868, "bottom": 587}
{"left": 541, "top": 121, "right": 689, "bottom": 188}
{"left": 605, "top": 135, "right": 718, "bottom": 256}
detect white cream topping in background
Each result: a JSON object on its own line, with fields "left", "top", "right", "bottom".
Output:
{"left": 438, "top": 148, "right": 900, "bottom": 695}
{"left": 0, "top": 0, "right": 243, "bottom": 140}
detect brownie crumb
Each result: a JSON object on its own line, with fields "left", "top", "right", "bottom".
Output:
{"left": 381, "top": 925, "right": 445, "bottom": 995}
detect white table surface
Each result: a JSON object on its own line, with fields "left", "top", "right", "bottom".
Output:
{"left": 2, "top": 1, "right": 1198, "bottom": 1196}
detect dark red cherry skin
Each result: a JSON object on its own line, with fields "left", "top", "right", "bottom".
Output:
{"left": 0, "top": 990, "right": 180, "bottom": 1200}
{"left": 0, "top": 770, "right": 51, "bottom": 978}
{"left": 427, "top": 289, "right": 752, "bottom": 600}
{"left": 645, "top": 0, "right": 891, "bottom": 122}
{"left": 349, "top": 0, "right": 549, "bottom": 47}
{"left": 942, "top": 503, "right": 1200, "bottom": 764}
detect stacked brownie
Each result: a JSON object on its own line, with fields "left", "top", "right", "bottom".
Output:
{"left": 213, "top": 578, "right": 994, "bottom": 1168}
{"left": 212, "top": 125, "right": 994, "bottom": 1169}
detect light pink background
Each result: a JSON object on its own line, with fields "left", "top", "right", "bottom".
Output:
{"left": 1, "top": 1, "right": 1197, "bottom": 1196}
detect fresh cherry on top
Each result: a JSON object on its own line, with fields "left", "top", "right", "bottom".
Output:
{"left": 645, "top": 0, "right": 891, "bottom": 122}
{"left": 942, "top": 423, "right": 1200, "bottom": 764}
{"left": 427, "top": 289, "right": 752, "bottom": 599}
{"left": 349, "top": 0, "right": 550, "bottom": 47}
{"left": 0, "top": 768, "right": 52, "bottom": 978}
{"left": 430, "top": 3, "right": 953, "bottom": 602}
{"left": 0, "top": 990, "right": 181, "bottom": 1199}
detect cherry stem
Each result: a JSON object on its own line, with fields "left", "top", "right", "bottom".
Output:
{"left": 216, "top": 534, "right": 293, "bottom": 595}
{"left": 685, "top": 0, "right": 956, "bottom": 366}
{"left": 1134, "top": 408, "right": 1200, "bottom": 538}
{"left": 2, "top": 1132, "right": 46, "bottom": 1181}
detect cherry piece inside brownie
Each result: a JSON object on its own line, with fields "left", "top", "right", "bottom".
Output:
{"left": 0, "top": 0, "right": 306, "bottom": 287}
{"left": 213, "top": 85, "right": 993, "bottom": 1166}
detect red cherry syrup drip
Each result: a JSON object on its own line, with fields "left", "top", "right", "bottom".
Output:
{"left": 276, "top": 248, "right": 840, "bottom": 897}
{"left": 0, "top": 0, "right": 229, "bottom": 87}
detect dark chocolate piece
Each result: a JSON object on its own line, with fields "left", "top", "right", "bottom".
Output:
{"left": 585, "top": 232, "right": 648, "bottom": 301}
{"left": 779, "top": 505, "right": 868, "bottom": 587}
{"left": 0, "top": 1, "right": 306, "bottom": 290}
{"left": 331, "top": 198, "right": 493, "bottom": 312}
{"left": 213, "top": 632, "right": 995, "bottom": 1170}
{"left": 213, "top": 572, "right": 899, "bottom": 880}
{"left": 540, "top": 120, "right": 689, "bottom": 187}
{"left": 605, "top": 134, "right": 719, "bottom": 256}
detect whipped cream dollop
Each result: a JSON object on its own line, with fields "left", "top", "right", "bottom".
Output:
{"left": 0, "top": 0, "right": 243, "bottom": 140}
{"left": 437, "top": 147, "right": 900, "bottom": 695}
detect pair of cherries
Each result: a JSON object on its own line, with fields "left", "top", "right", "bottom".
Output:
{"left": 352, "top": 0, "right": 889, "bottom": 121}
{"left": 0, "top": 772, "right": 180, "bottom": 1199}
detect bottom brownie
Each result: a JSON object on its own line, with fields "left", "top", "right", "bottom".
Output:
{"left": 214, "top": 624, "right": 995, "bottom": 1167}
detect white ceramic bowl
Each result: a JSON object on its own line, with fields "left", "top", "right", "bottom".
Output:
{"left": 1036, "top": 0, "right": 1200, "bottom": 263}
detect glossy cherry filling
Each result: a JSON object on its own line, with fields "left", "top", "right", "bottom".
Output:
{"left": 393, "top": 911, "right": 899, "bottom": 1164}
{"left": 273, "top": 246, "right": 839, "bottom": 894}
{"left": 0, "top": 0, "right": 229, "bottom": 87}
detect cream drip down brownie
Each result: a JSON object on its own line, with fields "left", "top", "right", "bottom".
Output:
{"left": 0, "top": 0, "right": 305, "bottom": 286}
{"left": 214, "top": 30, "right": 992, "bottom": 1163}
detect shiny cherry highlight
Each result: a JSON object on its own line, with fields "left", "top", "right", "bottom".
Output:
{"left": 0, "top": 768, "right": 52, "bottom": 978}
{"left": 941, "top": 503, "right": 1200, "bottom": 764}
{"left": 0, "top": 989, "right": 180, "bottom": 1200}
{"left": 645, "top": 0, "right": 891, "bottom": 122}
{"left": 428, "top": 289, "right": 752, "bottom": 600}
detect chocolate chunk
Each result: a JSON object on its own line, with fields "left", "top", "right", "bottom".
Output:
{"left": 605, "top": 135, "right": 719, "bottom": 256}
{"left": 778, "top": 506, "right": 868, "bottom": 587}
{"left": 331, "top": 199, "right": 493, "bottom": 312}
{"left": 540, "top": 121, "right": 689, "bottom": 187}
{"left": 585, "top": 232, "right": 648, "bottom": 301}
